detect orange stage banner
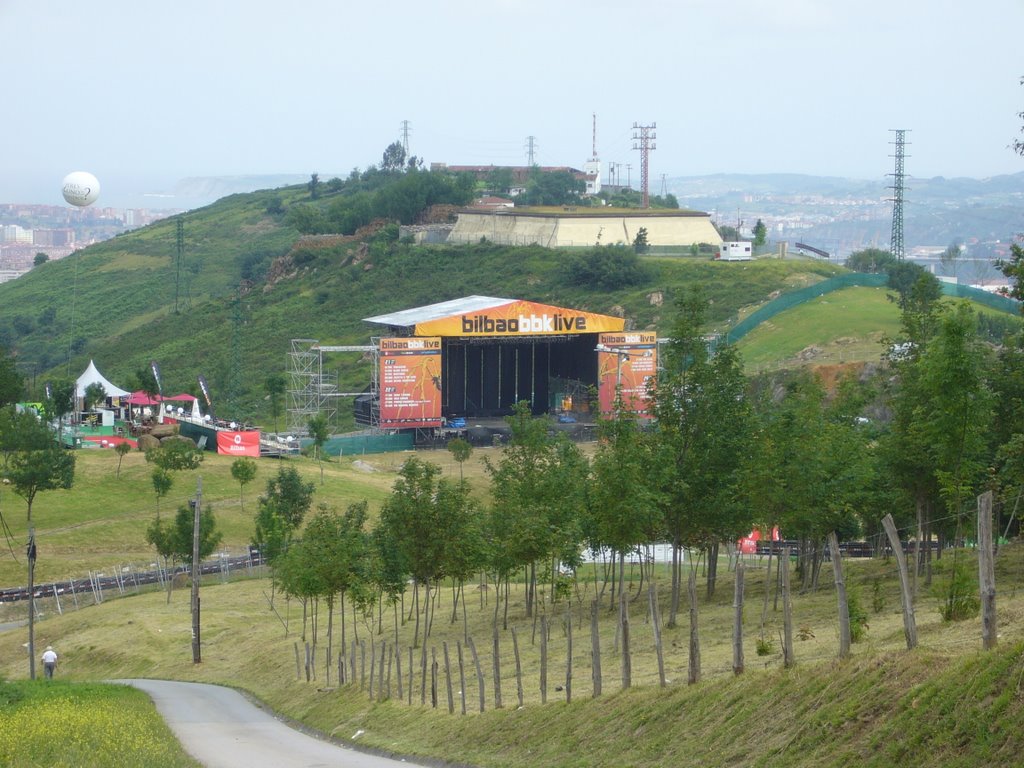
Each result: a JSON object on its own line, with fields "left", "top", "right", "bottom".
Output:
{"left": 379, "top": 337, "right": 443, "bottom": 428}
{"left": 415, "top": 300, "right": 625, "bottom": 337}
{"left": 597, "top": 332, "right": 657, "bottom": 417}
{"left": 217, "top": 430, "right": 260, "bottom": 457}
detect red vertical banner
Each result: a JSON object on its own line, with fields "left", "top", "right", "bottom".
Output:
{"left": 597, "top": 332, "right": 657, "bottom": 416}
{"left": 379, "top": 337, "right": 443, "bottom": 428}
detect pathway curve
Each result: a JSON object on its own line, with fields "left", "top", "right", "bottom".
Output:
{"left": 117, "top": 678, "right": 435, "bottom": 768}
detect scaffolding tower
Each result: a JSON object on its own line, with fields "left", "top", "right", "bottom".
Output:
{"left": 286, "top": 339, "right": 376, "bottom": 436}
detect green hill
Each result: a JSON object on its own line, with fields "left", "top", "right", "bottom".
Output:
{"left": 1, "top": 176, "right": 1017, "bottom": 427}
{"left": 0, "top": 182, "right": 847, "bottom": 423}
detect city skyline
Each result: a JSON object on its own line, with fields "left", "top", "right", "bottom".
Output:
{"left": 3, "top": 1, "right": 1023, "bottom": 209}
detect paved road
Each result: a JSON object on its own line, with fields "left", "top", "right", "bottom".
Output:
{"left": 117, "top": 679, "right": 433, "bottom": 768}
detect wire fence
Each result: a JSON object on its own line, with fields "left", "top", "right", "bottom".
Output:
{"left": 0, "top": 548, "right": 264, "bottom": 623}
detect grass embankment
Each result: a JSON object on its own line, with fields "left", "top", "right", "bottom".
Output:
{"left": 5, "top": 449, "right": 1024, "bottom": 767}
{"left": 0, "top": 680, "right": 199, "bottom": 767}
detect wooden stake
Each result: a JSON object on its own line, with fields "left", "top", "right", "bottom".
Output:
{"left": 733, "top": 562, "right": 745, "bottom": 675}
{"left": 828, "top": 531, "right": 851, "bottom": 659}
{"left": 467, "top": 635, "right": 485, "bottom": 712}
{"left": 443, "top": 642, "right": 454, "bottom": 714}
{"left": 540, "top": 616, "right": 548, "bottom": 703}
{"left": 511, "top": 626, "right": 524, "bottom": 708}
{"left": 620, "top": 590, "right": 631, "bottom": 689}
{"left": 648, "top": 584, "right": 665, "bottom": 687}
{"left": 590, "top": 598, "right": 602, "bottom": 697}
{"left": 881, "top": 513, "right": 918, "bottom": 649}
{"left": 781, "top": 547, "right": 795, "bottom": 668}
{"left": 978, "top": 491, "right": 997, "bottom": 650}
{"left": 492, "top": 626, "right": 503, "bottom": 709}
{"left": 688, "top": 569, "right": 700, "bottom": 684}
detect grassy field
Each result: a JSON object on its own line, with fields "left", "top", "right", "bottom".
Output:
{"left": 736, "top": 286, "right": 899, "bottom": 371}
{"left": 0, "top": 681, "right": 200, "bottom": 767}
{"left": 3, "top": 441, "right": 1024, "bottom": 767}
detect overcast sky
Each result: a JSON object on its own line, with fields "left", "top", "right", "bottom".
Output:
{"left": 3, "top": 0, "right": 1023, "bottom": 207}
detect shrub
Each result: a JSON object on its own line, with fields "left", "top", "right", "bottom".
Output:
{"left": 934, "top": 560, "right": 980, "bottom": 622}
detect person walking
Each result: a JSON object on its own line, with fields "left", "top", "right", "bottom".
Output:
{"left": 41, "top": 646, "right": 58, "bottom": 679}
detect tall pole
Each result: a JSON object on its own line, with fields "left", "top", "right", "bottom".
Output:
{"left": 191, "top": 476, "right": 203, "bottom": 663}
{"left": 27, "top": 527, "right": 36, "bottom": 679}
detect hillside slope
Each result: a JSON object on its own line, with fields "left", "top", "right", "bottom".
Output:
{"left": 0, "top": 183, "right": 845, "bottom": 422}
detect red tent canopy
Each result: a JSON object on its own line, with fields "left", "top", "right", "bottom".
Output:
{"left": 126, "top": 391, "right": 162, "bottom": 406}
{"left": 126, "top": 391, "right": 198, "bottom": 405}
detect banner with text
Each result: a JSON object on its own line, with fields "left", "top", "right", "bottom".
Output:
{"left": 597, "top": 332, "right": 657, "bottom": 416}
{"left": 379, "top": 337, "right": 443, "bottom": 428}
{"left": 217, "top": 430, "right": 261, "bottom": 457}
{"left": 415, "top": 300, "right": 625, "bottom": 337}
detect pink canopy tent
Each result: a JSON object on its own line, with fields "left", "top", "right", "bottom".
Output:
{"left": 126, "top": 391, "right": 198, "bottom": 405}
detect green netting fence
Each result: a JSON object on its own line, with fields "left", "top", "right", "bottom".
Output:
{"left": 724, "top": 273, "right": 1020, "bottom": 344}
{"left": 321, "top": 432, "right": 413, "bottom": 457}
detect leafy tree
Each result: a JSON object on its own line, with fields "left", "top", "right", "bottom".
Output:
{"left": 83, "top": 382, "right": 106, "bottom": 412}
{"left": 382, "top": 142, "right": 407, "bottom": 173}
{"left": 1, "top": 413, "right": 75, "bottom": 679}
{"left": 146, "top": 439, "right": 204, "bottom": 473}
{"left": 486, "top": 167, "right": 515, "bottom": 195}
{"left": 996, "top": 242, "right": 1024, "bottom": 304}
{"left": 715, "top": 223, "right": 740, "bottom": 241}
{"left": 588, "top": 400, "right": 660, "bottom": 604}
{"left": 308, "top": 173, "right": 321, "bottom": 200}
{"left": 145, "top": 501, "right": 223, "bottom": 601}
{"left": 230, "top": 457, "right": 257, "bottom": 511}
{"left": 0, "top": 347, "right": 24, "bottom": 407}
{"left": 447, "top": 437, "right": 472, "bottom": 482}
{"left": 307, "top": 413, "right": 329, "bottom": 484}
{"left": 752, "top": 219, "right": 767, "bottom": 247}
{"left": 253, "top": 465, "right": 315, "bottom": 565}
{"left": 377, "top": 457, "right": 456, "bottom": 646}
{"left": 845, "top": 248, "right": 896, "bottom": 273}
{"left": 114, "top": 441, "right": 132, "bottom": 479}
{"left": 633, "top": 227, "right": 650, "bottom": 254}
{"left": 887, "top": 261, "right": 941, "bottom": 315}
{"left": 940, "top": 240, "right": 964, "bottom": 281}
{"left": 484, "top": 402, "right": 588, "bottom": 621}
{"left": 44, "top": 379, "right": 74, "bottom": 433}
{"left": 33, "top": 252, "right": 48, "bottom": 267}
{"left": 521, "top": 169, "right": 585, "bottom": 206}
{"left": 132, "top": 366, "right": 159, "bottom": 401}
{"left": 652, "top": 286, "right": 754, "bottom": 614}
{"left": 150, "top": 467, "right": 173, "bottom": 514}
{"left": 561, "top": 245, "right": 651, "bottom": 290}
{"left": 264, "top": 374, "right": 287, "bottom": 435}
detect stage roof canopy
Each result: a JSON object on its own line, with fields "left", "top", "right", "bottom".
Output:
{"left": 365, "top": 296, "right": 515, "bottom": 329}
{"left": 364, "top": 296, "right": 626, "bottom": 337}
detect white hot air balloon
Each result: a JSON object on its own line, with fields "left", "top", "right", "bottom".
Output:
{"left": 62, "top": 171, "right": 100, "bottom": 207}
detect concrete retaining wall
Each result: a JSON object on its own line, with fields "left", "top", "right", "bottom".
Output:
{"left": 448, "top": 211, "right": 723, "bottom": 248}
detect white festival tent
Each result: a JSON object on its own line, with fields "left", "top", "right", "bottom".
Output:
{"left": 75, "top": 360, "right": 131, "bottom": 401}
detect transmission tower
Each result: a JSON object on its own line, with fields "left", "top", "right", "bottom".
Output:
{"left": 888, "top": 129, "right": 911, "bottom": 260}
{"left": 175, "top": 216, "right": 184, "bottom": 314}
{"left": 632, "top": 122, "right": 657, "bottom": 208}
{"left": 525, "top": 135, "right": 538, "bottom": 167}
{"left": 400, "top": 120, "right": 411, "bottom": 156}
